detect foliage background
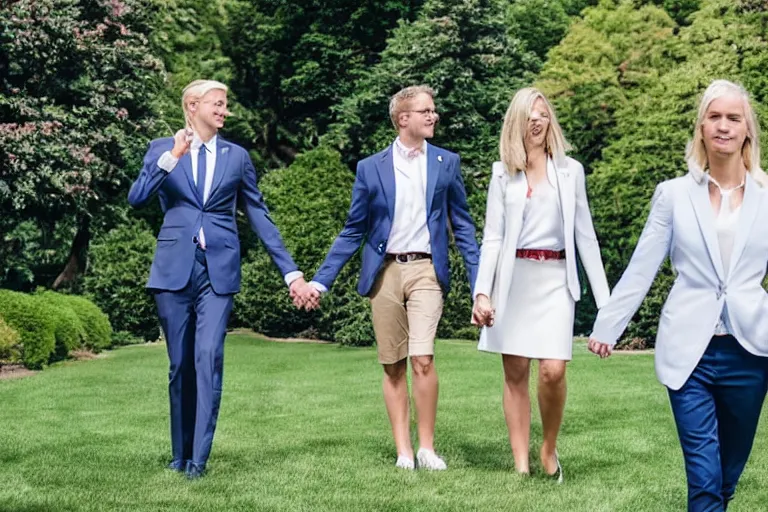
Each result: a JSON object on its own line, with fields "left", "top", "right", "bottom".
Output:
{"left": 2, "top": 0, "right": 767, "bottom": 347}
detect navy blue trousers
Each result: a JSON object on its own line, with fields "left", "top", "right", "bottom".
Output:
{"left": 155, "top": 247, "right": 234, "bottom": 469}
{"left": 668, "top": 335, "right": 768, "bottom": 512}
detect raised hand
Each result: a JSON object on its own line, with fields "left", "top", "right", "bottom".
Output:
{"left": 587, "top": 337, "right": 613, "bottom": 359}
{"left": 171, "top": 127, "right": 194, "bottom": 158}
{"left": 471, "top": 294, "right": 495, "bottom": 327}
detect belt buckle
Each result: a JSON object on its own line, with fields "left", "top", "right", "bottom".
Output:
{"left": 396, "top": 254, "right": 408, "bottom": 263}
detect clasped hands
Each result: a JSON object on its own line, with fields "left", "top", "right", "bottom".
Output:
{"left": 289, "top": 278, "right": 321, "bottom": 311}
{"left": 471, "top": 294, "right": 495, "bottom": 327}
{"left": 471, "top": 293, "right": 614, "bottom": 359}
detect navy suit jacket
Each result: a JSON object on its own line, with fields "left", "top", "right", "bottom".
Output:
{"left": 128, "top": 137, "right": 298, "bottom": 295}
{"left": 314, "top": 143, "right": 479, "bottom": 296}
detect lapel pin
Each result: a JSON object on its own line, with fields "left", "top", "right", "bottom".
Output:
{"left": 221, "top": 147, "right": 229, "bottom": 154}
{"left": 437, "top": 155, "right": 443, "bottom": 163}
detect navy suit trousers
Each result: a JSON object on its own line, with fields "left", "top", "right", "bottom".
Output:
{"left": 155, "top": 247, "right": 234, "bottom": 468}
{"left": 668, "top": 335, "right": 768, "bottom": 512}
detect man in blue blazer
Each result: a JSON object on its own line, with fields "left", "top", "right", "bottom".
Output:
{"left": 128, "top": 79, "right": 310, "bottom": 479}
{"left": 306, "top": 85, "right": 479, "bottom": 470}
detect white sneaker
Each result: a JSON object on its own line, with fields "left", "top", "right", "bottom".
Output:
{"left": 417, "top": 448, "right": 447, "bottom": 471}
{"left": 395, "top": 455, "right": 415, "bottom": 470}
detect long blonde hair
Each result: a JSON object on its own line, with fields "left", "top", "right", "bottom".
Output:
{"left": 686, "top": 79, "right": 767, "bottom": 186}
{"left": 499, "top": 87, "right": 571, "bottom": 175}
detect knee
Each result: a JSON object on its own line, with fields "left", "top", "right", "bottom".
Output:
{"left": 383, "top": 359, "right": 407, "bottom": 381}
{"left": 503, "top": 364, "right": 529, "bottom": 387}
{"left": 539, "top": 363, "right": 566, "bottom": 386}
{"left": 410, "top": 356, "right": 434, "bottom": 377}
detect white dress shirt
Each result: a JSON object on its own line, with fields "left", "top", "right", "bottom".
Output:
{"left": 157, "top": 135, "right": 302, "bottom": 286}
{"left": 517, "top": 169, "right": 565, "bottom": 251}
{"left": 711, "top": 175, "right": 743, "bottom": 336}
{"left": 310, "top": 137, "right": 432, "bottom": 294}
{"left": 386, "top": 137, "right": 432, "bottom": 254}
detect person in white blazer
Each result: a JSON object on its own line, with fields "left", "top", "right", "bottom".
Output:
{"left": 589, "top": 80, "right": 768, "bottom": 512}
{"left": 472, "top": 88, "right": 610, "bottom": 479}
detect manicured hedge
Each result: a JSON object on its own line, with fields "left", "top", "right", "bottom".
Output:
{"left": 0, "top": 290, "right": 56, "bottom": 369}
{"left": 0, "top": 316, "right": 22, "bottom": 364}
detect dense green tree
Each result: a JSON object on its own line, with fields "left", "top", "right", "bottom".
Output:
{"left": 536, "top": 0, "right": 678, "bottom": 169}
{"left": 0, "top": 0, "right": 164, "bottom": 290}
{"left": 588, "top": 0, "right": 768, "bottom": 344}
{"left": 225, "top": 0, "right": 423, "bottom": 168}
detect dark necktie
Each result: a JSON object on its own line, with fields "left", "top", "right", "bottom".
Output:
{"left": 196, "top": 144, "right": 207, "bottom": 203}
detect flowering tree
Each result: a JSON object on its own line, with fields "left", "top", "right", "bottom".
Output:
{"left": 0, "top": 0, "right": 164, "bottom": 289}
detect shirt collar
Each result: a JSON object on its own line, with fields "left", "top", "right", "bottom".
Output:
{"left": 192, "top": 134, "right": 218, "bottom": 153}
{"left": 394, "top": 137, "right": 426, "bottom": 160}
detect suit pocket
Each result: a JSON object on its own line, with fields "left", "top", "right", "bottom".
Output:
{"left": 157, "top": 237, "right": 177, "bottom": 247}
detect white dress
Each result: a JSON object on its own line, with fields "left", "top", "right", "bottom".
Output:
{"left": 479, "top": 176, "right": 575, "bottom": 360}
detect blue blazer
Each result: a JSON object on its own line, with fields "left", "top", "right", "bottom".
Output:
{"left": 313, "top": 143, "right": 479, "bottom": 296}
{"left": 128, "top": 137, "right": 298, "bottom": 295}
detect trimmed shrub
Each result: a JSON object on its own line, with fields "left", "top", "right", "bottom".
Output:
{"left": 0, "top": 289, "right": 56, "bottom": 369}
{"left": 83, "top": 220, "right": 160, "bottom": 341}
{"left": 111, "top": 330, "right": 144, "bottom": 346}
{"left": 35, "top": 291, "right": 88, "bottom": 359}
{"left": 0, "top": 316, "right": 22, "bottom": 364}
{"left": 61, "top": 294, "right": 113, "bottom": 351}
{"left": 233, "top": 147, "right": 375, "bottom": 345}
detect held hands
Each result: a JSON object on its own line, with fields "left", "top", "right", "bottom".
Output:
{"left": 289, "top": 277, "right": 321, "bottom": 311}
{"left": 587, "top": 338, "right": 613, "bottom": 359}
{"left": 171, "top": 128, "right": 194, "bottom": 158}
{"left": 471, "top": 294, "right": 495, "bottom": 327}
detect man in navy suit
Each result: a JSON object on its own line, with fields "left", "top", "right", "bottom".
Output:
{"left": 304, "top": 85, "right": 479, "bottom": 470}
{"left": 129, "top": 79, "right": 310, "bottom": 479}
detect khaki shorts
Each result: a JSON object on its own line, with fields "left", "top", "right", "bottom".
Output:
{"left": 369, "top": 259, "right": 444, "bottom": 364}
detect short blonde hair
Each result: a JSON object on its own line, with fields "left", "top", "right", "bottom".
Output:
{"left": 499, "top": 87, "right": 571, "bottom": 175}
{"left": 181, "top": 79, "right": 228, "bottom": 127}
{"left": 389, "top": 85, "right": 435, "bottom": 130}
{"left": 687, "top": 79, "right": 766, "bottom": 186}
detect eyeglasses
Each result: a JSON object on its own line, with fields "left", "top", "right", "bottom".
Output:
{"left": 407, "top": 109, "right": 439, "bottom": 117}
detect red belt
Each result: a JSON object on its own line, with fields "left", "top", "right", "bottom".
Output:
{"left": 516, "top": 249, "right": 565, "bottom": 261}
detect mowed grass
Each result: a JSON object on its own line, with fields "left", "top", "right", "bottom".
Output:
{"left": 1, "top": 334, "right": 768, "bottom": 512}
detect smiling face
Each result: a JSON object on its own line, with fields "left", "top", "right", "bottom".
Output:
{"left": 399, "top": 92, "right": 438, "bottom": 141}
{"left": 524, "top": 97, "right": 550, "bottom": 151}
{"left": 190, "top": 88, "right": 229, "bottom": 133}
{"left": 701, "top": 93, "right": 748, "bottom": 159}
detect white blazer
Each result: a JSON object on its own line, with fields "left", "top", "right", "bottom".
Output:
{"left": 474, "top": 157, "right": 610, "bottom": 348}
{"left": 591, "top": 169, "right": 768, "bottom": 390}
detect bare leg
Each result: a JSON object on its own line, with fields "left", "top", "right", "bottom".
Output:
{"left": 382, "top": 359, "right": 412, "bottom": 459}
{"left": 411, "top": 355, "right": 438, "bottom": 451}
{"left": 538, "top": 359, "right": 567, "bottom": 474}
{"left": 502, "top": 354, "right": 532, "bottom": 473}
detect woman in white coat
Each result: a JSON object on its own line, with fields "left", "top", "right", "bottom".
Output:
{"left": 472, "top": 88, "right": 610, "bottom": 479}
{"left": 589, "top": 80, "right": 768, "bottom": 511}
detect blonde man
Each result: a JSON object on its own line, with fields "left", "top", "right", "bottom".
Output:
{"left": 129, "top": 79, "right": 310, "bottom": 479}
{"left": 590, "top": 80, "right": 768, "bottom": 510}
{"left": 472, "top": 87, "right": 609, "bottom": 480}
{"left": 305, "top": 85, "right": 479, "bottom": 470}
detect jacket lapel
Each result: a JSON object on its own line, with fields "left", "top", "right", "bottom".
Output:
{"left": 376, "top": 146, "right": 396, "bottom": 220}
{"left": 551, "top": 158, "right": 572, "bottom": 226}
{"left": 425, "top": 143, "right": 440, "bottom": 212}
{"left": 179, "top": 154, "right": 202, "bottom": 207}
{"left": 206, "top": 138, "right": 230, "bottom": 204}
{"left": 688, "top": 177, "right": 725, "bottom": 281}
{"left": 727, "top": 173, "right": 762, "bottom": 277}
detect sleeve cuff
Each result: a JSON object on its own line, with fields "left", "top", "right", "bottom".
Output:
{"left": 309, "top": 280, "right": 328, "bottom": 294}
{"left": 284, "top": 271, "right": 304, "bottom": 287}
{"left": 157, "top": 151, "right": 179, "bottom": 172}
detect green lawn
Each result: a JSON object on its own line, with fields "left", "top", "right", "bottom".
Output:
{"left": 1, "top": 334, "right": 767, "bottom": 512}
